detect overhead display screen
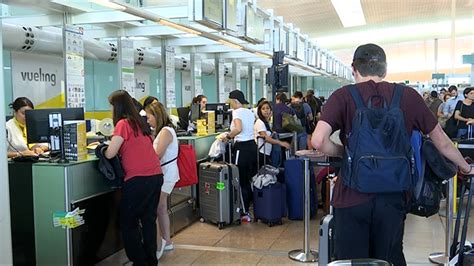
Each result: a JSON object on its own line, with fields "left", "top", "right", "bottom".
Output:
{"left": 296, "top": 38, "right": 305, "bottom": 61}
{"left": 204, "top": 0, "right": 223, "bottom": 25}
{"left": 226, "top": 0, "right": 238, "bottom": 32}
{"left": 245, "top": 5, "right": 264, "bottom": 43}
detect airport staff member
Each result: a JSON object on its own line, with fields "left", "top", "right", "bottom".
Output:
{"left": 6, "top": 97, "right": 47, "bottom": 158}
{"left": 225, "top": 90, "right": 257, "bottom": 222}
{"left": 311, "top": 43, "right": 474, "bottom": 265}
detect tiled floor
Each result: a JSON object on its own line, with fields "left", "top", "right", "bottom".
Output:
{"left": 97, "top": 207, "right": 468, "bottom": 266}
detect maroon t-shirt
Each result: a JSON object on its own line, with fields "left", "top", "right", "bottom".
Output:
{"left": 320, "top": 80, "right": 438, "bottom": 208}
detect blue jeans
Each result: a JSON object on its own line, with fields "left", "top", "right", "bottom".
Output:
{"left": 457, "top": 128, "right": 467, "bottom": 139}
{"left": 297, "top": 132, "right": 308, "bottom": 150}
{"left": 271, "top": 144, "right": 282, "bottom": 168}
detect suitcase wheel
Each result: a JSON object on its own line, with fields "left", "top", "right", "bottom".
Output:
{"left": 218, "top": 223, "right": 224, "bottom": 230}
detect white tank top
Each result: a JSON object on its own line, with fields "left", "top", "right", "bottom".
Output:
{"left": 153, "top": 127, "right": 179, "bottom": 183}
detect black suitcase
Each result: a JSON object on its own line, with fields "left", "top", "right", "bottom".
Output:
{"left": 319, "top": 173, "right": 336, "bottom": 265}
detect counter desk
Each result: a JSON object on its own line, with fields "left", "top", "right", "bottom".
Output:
{"left": 8, "top": 133, "right": 220, "bottom": 265}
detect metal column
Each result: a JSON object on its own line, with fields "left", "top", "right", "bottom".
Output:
{"left": 0, "top": 5, "right": 13, "bottom": 263}
{"left": 288, "top": 157, "right": 318, "bottom": 262}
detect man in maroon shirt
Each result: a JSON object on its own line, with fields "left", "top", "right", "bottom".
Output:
{"left": 311, "top": 43, "right": 474, "bottom": 265}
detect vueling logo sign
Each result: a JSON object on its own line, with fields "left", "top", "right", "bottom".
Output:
{"left": 20, "top": 68, "right": 57, "bottom": 86}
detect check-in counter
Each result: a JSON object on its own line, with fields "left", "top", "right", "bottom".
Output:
{"left": 8, "top": 133, "right": 220, "bottom": 265}
{"left": 9, "top": 157, "right": 122, "bottom": 266}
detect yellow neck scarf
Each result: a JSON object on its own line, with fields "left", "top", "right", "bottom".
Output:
{"left": 13, "top": 117, "right": 27, "bottom": 144}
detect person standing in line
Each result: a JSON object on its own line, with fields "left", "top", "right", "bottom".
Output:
{"left": 224, "top": 90, "right": 257, "bottom": 222}
{"left": 311, "top": 43, "right": 474, "bottom": 265}
{"left": 443, "top": 85, "right": 464, "bottom": 117}
{"left": 437, "top": 93, "right": 452, "bottom": 128}
{"left": 105, "top": 90, "right": 163, "bottom": 266}
{"left": 427, "top": 91, "right": 443, "bottom": 117}
{"left": 254, "top": 100, "right": 291, "bottom": 164}
{"left": 145, "top": 102, "right": 180, "bottom": 260}
{"left": 453, "top": 87, "right": 474, "bottom": 138}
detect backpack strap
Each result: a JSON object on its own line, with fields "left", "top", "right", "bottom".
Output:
{"left": 348, "top": 84, "right": 365, "bottom": 109}
{"left": 390, "top": 84, "right": 403, "bottom": 109}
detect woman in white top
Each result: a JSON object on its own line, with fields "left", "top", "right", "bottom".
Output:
{"left": 254, "top": 100, "right": 290, "bottom": 164}
{"left": 145, "top": 102, "right": 179, "bottom": 259}
{"left": 224, "top": 90, "right": 257, "bottom": 222}
{"left": 6, "top": 97, "right": 47, "bottom": 158}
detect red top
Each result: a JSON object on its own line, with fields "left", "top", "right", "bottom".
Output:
{"left": 320, "top": 80, "right": 438, "bottom": 208}
{"left": 113, "top": 119, "right": 162, "bottom": 182}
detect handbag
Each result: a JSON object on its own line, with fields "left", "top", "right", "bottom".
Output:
{"left": 282, "top": 112, "right": 304, "bottom": 133}
{"left": 444, "top": 103, "right": 463, "bottom": 138}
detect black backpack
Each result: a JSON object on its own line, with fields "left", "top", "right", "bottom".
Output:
{"left": 340, "top": 84, "right": 415, "bottom": 193}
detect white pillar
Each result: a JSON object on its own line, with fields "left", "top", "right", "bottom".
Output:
{"left": 215, "top": 55, "right": 226, "bottom": 102}
{"left": 190, "top": 53, "right": 203, "bottom": 97}
{"left": 232, "top": 62, "right": 241, "bottom": 91}
{"left": 0, "top": 7, "right": 13, "bottom": 264}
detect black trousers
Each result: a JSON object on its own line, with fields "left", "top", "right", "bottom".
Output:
{"left": 233, "top": 140, "right": 258, "bottom": 212}
{"left": 334, "top": 193, "right": 407, "bottom": 266}
{"left": 120, "top": 174, "right": 163, "bottom": 266}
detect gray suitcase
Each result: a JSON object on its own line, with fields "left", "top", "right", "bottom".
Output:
{"left": 319, "top": 172, "right": 336, "bottom": 265}
{"left": 199, "top": 161, "right": 242, "bottom": 229}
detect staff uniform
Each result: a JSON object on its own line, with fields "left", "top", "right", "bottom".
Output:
{"left": 153, "top": 126, "right": 179, "bottom": 194}
{"left": 114, "top": 119, "right": 163, "bottom": 266}
{"left": 231, "top": 107, "right": 257, "bottom": 212}
{"left": 6, "top": 118, "right": 28, "bottom": 153}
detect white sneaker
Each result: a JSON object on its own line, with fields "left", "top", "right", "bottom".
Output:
{"left": 156, "top": 238, "right": 166, "bottom": 260}
{"left": 164, "top": 243, "right": 174, "bottom": 251}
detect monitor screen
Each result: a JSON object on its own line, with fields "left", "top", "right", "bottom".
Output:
{"left": 25, "top": 108, "right": 85, "bottom": 144}
{"left": 190, "top": 103, "right": 201, "bottom": 122}
{"left": 277, "top": 64, "right": 289, "bottom": 92}
{"left": 177, "top": 107, "right": 190, "bottom": 131}
{"left": 205, "top": 103, "right": 229, "bottom": 113}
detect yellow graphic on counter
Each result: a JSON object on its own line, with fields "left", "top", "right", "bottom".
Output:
{"left": 197, "top": 119, "right": 207, "bottom": 136}
{"left": 53, "top": 207, "right": 85, "bottom": 229}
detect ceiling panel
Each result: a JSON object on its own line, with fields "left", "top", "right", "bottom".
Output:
{"left": 258, "top": 0, "right": 474, "bottom": 41}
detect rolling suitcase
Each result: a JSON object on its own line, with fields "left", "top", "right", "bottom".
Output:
{"left": 199, "top": 143, "right": 243, "bottom": 229}
{"left": 449, "top": 175, "right": 474, "bottom": 265}
{"left": 284, "top": 157, "right": 317, "bottom": 220}
{"left": 319, "top": 172, "right": 336, "bottom": 265}
{"left": 253, "top": 137, "right": 286, "bottom": 226}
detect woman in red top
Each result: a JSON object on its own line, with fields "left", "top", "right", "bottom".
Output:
{"left": 105, "top": 90, "right": 163, "bottom": 266}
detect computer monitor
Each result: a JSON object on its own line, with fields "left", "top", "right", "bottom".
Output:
{"left": 189, "top": 103, "right": 201, "bottom": 122}
{"left": 206, "top": 103, "right": 231, "bottom": 130}
{"left": 177, "top": 106, "right": 190, "bottom": 131}
{"left": 25, "top": 108, "right": 85, "bottom": 143}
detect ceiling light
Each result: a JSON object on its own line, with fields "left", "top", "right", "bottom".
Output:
{"left": 89, "top": 0, "right": 126, "bottom": 11}
{"left": 159, "top": 20, "right": 201, "bottom": 36}
{"left": 331, "top": 0, "right": 366, "bottom": 28}
{"left": 218, "top": 39, "right": 243, "bottom": 50}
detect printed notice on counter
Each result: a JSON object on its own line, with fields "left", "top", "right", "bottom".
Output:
{"left": 64, "top": 25, "right": 85, "bottom": 108}
{"left": 121, "top": 38, "right": 135, "bottom": 97}
{"left": 165, "top": 46, "right": 176, "bottom": 108}
{"left": 53, "top": 207, "right": 85, "bottom": 229}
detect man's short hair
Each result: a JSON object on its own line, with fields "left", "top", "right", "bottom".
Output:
{"left": 448, "top": 85, "right": 458, "bottom": 93}
{"left": 430, "top": 91, "right": 438, "bottom": 98}
{"left": 306, "top": 89, "right": 315, "bottom": 96}
{"left": 352, "top": 43, "right": 387, "bottom": 78}
{"left": 293, "top": 91, "right": 303, "bottom": 99}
